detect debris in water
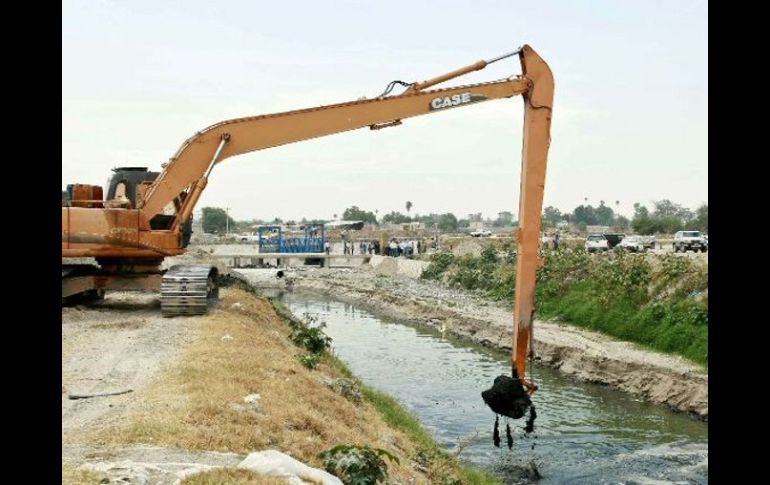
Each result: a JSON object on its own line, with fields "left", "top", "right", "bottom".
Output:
{"left": 506, "top": 423, "right": 513, "bottom": 450}
{"left": 493, "top": 415, "right": 501, "bottom": 447}
{"left": 529, "top": 461, "right": 542, "bottom": 480}
{"left": 494, "top": 459, "right": 542, "bottom": 483}
{"left": 481, "top": 370, "right": 531, "bottom": 419}
{"left": 524, "top": 405, "right": 537, "bottom": 434}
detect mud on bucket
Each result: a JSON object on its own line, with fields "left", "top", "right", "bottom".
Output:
{"left": 481, "top": 372, "right": 531, "bottom": 419}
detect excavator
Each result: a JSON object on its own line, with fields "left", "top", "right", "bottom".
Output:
{"left": 62, "top": 44, "right": 553, "bottom": 420}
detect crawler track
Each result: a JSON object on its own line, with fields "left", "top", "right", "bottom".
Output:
{"left": 161, "top": 265, "right": 218, "bottom": 317}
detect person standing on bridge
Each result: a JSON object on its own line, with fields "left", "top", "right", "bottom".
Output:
{"left": 389, "top": 240, "right": 398, "bottom": 257}
{"left": 324, "top": 240, "right": 330, "bottom": 255}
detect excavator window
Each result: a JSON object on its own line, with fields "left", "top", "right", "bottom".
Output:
{"left": 114, "top": 182, "right": 127, "bottom": 199}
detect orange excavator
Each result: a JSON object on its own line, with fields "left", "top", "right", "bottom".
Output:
{"left": 62, "top": 44, "right": 553, "bottom": 414}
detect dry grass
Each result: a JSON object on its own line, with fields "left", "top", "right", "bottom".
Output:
{"left": 92, "top": 288, "right": 431, "bottom": 483}
{"left": 61, "top": 464, "right": 105, "bottom": 484}
{"left": 182, "top": 468, "right": 288, "bottom": 484}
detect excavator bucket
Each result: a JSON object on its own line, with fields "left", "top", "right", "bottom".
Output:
{"left": 481, "top": 371, "right": 531, "bottom": 419}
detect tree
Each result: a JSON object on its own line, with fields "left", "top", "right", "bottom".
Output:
{"left": 494, "top": 211, "right": 514, "bottom": 227}
{"left": 614, "top": 215, "right": 630, "bottom": 230}
{"left": 652, "top": 199, "right": 683, "bottom": 219}
{"left": 437, "top": 213, "right": 459, "bottom": 232}
{"left": 542, "top": 206, "right": 562, "bottom": 227}
{"left": 572, "top": 205, "right": 598, "bottom": 226}
{"left": 405, "top": 201, "right": 413, "bottom": 215}
{"left": 631, "top": 203, "right": 655, "bottom": 234}
{"left": 458, "top": 219, "right": 470, "bottom": 228}
{"left": 416, "top": 213, "right": 439, "bottom": 228}
{"left": 694, "top": 204, "right": 708, "bottom": 232}
{"left": 633, "top": 202, "right": 649, "bottom": 219}
{"left": 595, "top": 201, "right": 615, "bottom": 226}
{"left": 201, "top": 207, "right": 235, "bottom": 234}
{"left": 467, "top": 213, "right": 483, "bottom": 222}
{"left": 631, "top": 201, "right": 688, "bottom": 234}
{"left": 382, "top": 211, "right": 412, "bottom": 224}
{"left": 342, "top": 206, "right": 378, "bottom": 224}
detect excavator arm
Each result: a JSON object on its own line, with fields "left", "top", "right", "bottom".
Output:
{"left": 62, "top": 44, "right": 553, "bottom": 389}
{"left": 141, "top": 76, "right": 528, "bottom": 227}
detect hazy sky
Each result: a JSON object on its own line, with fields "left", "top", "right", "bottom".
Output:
{"left": 62, "top": 0, "right": 707, "bottom": 222}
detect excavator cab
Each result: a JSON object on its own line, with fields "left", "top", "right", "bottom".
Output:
{"left": 106, "top": 167, "right": 159, "bottom": 209}
{"left": 105, "top": 167, "right": 193, "bottom": 247}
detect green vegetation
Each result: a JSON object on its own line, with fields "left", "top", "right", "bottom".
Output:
{"left": 320, "top": 444, "right": 399, "bottom": 485}
{"left": 289, "top": 312, "right": 332, "bottom": 370}
{"left": 422, "top": 248, "right": 708, "bottom": 366}
{"left": 298, "top": 353, "right": 322, "bottom": 369}
{"left": 200, "top": 206, "right": 236, "bottom": 234}
{"left": 342, "top": 206, "right": 378, "bottom": 224}
{"left": 382, "top": 211, "right": 413, "bottom": 224}
{"left": 542, "top": 199, "right": 707, "bottom": 234}
{"left": 631, "top": 201, "right": 708, "bottom": 234}
{"left": 290, "top": 313, "right": 332, "bottom": 353}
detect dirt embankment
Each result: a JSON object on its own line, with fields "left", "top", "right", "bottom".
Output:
{"left": 236, "top": 267, "right": 708, "bottom": 420}
{"left": 62, "top": 288, "right": 489, "bottom": 484}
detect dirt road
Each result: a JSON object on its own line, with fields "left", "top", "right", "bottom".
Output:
{"left": 62, "top": 292, "right": 203, "bottom": 465}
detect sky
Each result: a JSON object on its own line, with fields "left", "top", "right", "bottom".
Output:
{"left": 62, "top": 0, "right": 707, "bottom": 222}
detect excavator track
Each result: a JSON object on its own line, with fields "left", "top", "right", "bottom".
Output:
{"left": 62, "top": 264, "right": 105, "bottom": 304}
{"left": 161, "top": 265, "right": 218, "bottom": 317}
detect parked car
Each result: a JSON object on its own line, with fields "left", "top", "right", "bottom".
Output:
{"left": 673, "top": 230, "right": 708, "bottom": 253}
{"left": 470, "top": 228, "right": 492, "bottom": 237}
{"left": 639, "top": 235, "right": 656, "bottom": 250}
{"left": 585, "top": 234, "right": 609, "bottom": 253}
{"left": 617, "top": 235, "right": 646, "bottom": 252}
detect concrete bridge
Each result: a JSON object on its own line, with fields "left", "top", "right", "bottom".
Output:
{"left": 213, "top": 252, "right": 372, "bottom": 268}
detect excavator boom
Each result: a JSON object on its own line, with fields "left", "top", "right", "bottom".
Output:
{"left": 62, "top": 45, "right": 554, "bottom": 390}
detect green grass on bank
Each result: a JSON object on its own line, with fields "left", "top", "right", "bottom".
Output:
{"left": 422, "top": 248, "right": 708, "bottom": 367}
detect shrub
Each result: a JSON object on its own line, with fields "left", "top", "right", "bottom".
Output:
{"left": 298, "top": 353, "right": 322, "bottom": 369}
{"left": 422, "top": 252, "right": 456, "bottom": 280}
{"left": 320, "top": 444, "right": 399, "bottom": 485}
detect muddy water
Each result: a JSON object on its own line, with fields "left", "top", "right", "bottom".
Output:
{"left": 277, "top": 292, "right": 708, "bottom": 484}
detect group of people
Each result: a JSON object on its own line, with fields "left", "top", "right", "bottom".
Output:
{"left": 352, "top": 240, "right": 380, "bottom": 255}
{"left": 387, "top": 239, "right": 419, "bottom": 257}
{"left": 542, "top": 232, "right": 561, "bottom": 250}
{"left": 324, "top": 240, "right": 381, "bottom": 255}
{"left": 322, "top": 238, "right": 421, "bottom": 256}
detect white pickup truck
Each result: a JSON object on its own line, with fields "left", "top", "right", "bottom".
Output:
{"left": 585, "top": 234, "right": 609, "bottom": 253}
{"left": 673, "top": 230, "right": 708, "bottom": 253}
{"left": 470, "top": 229, "right": 492, "bottom": 237}
{"left": 239, "top": 232, "right": 260, "bottom": 243}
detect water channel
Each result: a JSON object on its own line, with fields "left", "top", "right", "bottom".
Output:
{"left": 277, "top": 291, "right": 707, "bottom": 484}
